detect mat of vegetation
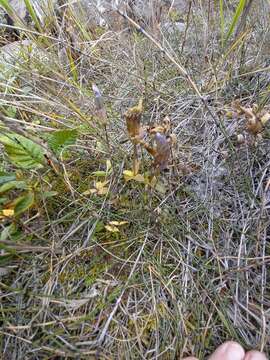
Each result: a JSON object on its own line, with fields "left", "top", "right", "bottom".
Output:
{"left": 0, "top": 0, "right": 269, "bottom": 358}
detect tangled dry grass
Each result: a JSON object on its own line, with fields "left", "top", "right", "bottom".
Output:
{"left": 0, "top": 0, "right": 270, "bottom": 359}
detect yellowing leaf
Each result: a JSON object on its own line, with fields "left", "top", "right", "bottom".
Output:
{"left": 94, "top": 180, "right": 109, "bottom": 195}
{"left": 2, "top": 209, "right": 14, "bottom": 217}
{"left": 83, "top": 180, "right": 109, "bottom": 196}
{"left": 123, "top": 170, "right": 134, "bottom": 180}
{"left": 106, "top": 159, "right": 112, "bottom": 172}
{"left": 97, "top": 187, "right": 109, "bottom": 195}
{"left": 105, "top": 225, "right": 120, "bottom": 233}
{"left": 150, "top": 176, "right": 157, "bottom": 187}
{"left": 105, "top": 220, "right": 128, "bottom": 233}
{"left": 123, "top": 170, "right": 145, "bottom": 183}
{"left": 83, "top": 189, "right": 97, "bottom": 195}
{"left": 109, "top": 221, "right": 128, "bottom": 226}
{"left": 225, "top": 110, "right": 234, "bottom": 119}
{"left": 95, "top": 181, "right": 109, "bottom": 190}
{"left": 261, "top": 113, "right": 270, "bottom": 125}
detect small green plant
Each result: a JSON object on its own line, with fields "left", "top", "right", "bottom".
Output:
{"left": 0, "top": 133, "right": 46, "bottom": 169}
{"left": 47, "top": 129, "right": 78, "bottom": 155}
{"left": 0, "top": 128, "right": 78, "bottom": 229}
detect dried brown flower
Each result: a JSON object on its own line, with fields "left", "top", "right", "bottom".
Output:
{"left": 125, "top": 98, "right": 144, "bottom": 143}
{"left": 153, "top": 132, "right": 170, "bottom": 172}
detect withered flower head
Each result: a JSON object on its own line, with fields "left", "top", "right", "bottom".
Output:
{"left": 125, "top": 98, "right": 144, "bottom": 142}
{"left": 153, "top": 132, "right": 170, "bottom": 171}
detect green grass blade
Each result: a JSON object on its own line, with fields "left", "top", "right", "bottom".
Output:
{"left": 219, "top": 0, "right": 225, "bottom": 48}
{"left": 225, "top": 0, "right": 246, "bottom": 43}
{"left": 23, "top": 0, "right": 42, "bottom": 32}
{"left": 0, "top": 0, "right": 14, "bottom": 16}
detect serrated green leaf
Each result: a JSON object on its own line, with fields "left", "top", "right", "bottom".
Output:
{"left": 0, "top": 180, "right": 27, "bottom": 194}
{"left": 13, "top": 192, "right": 35, "bottom": 215}
{"left": 47, "top": 129, "right": 78, "bottom": 154}
{"left": 0, "top": 133, "right": 45, "bottom": 169}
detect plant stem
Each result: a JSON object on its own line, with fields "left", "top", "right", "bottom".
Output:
{"left": 133, "top": 143, "right": 138, "bottom": 174}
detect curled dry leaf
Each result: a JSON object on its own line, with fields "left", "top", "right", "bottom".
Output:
{"left": 233, "top": 100, "right": 270, "bottom": 135}
{"left": 153, "top": 133, "right": 170, "bottom": 172}
{"left": 149, "top": 125, "right": 166, "bottom": 134}
{"left": 141, "top": 141, "right": 156, "bottom": 157}
{"left": 148, "top": 116, "right": 171, "bottom": 135}
{"left": 125, "top": 98, "right": 144, "bottom": 143}
{"left": 246, "top": 118, "right": 263, "bottom": 135}
{"left": 92, "top": 83, "right": 108, "bottom": 125}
